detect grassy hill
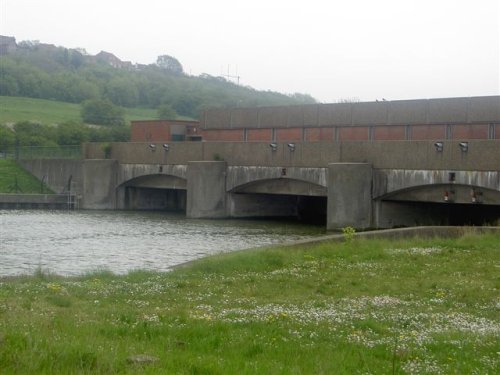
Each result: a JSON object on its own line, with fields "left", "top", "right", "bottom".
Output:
{"left": 0, "top": 96, "right": 158, "bottom": 126}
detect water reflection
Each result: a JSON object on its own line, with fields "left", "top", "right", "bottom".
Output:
{"left": 0, "top": 210, "right": 324, "bottom": 277}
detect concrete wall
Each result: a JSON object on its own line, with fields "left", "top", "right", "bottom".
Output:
{"left": 19, "top": 159, "right": 82, "bottom": 194}
{"left": 202, "top": 96, "right": 500, "bottom": 129}
{"left": 226, "top": 166, "right": 327, "bottom": 195}
{"left": 83, "top": 142, "right": 204, "bottom": 164}
{"left": 373, "top": 169, "right": 500, "bottom": 198}
{"left": 84, "top": 140, "right": 500, "bottom": 171}
{"left": 117, "top": 164, "right": 187, "bottom": 187}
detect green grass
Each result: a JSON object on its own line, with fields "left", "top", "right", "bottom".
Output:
{"left": 0, "top": 96, "right": 159, "bottom": 125}
{"left": 0, "top": 233, "right": 499, "bottom": 374}
{"left": 0, "top": 96, "right": 82, "bottom": 125}
{"left": 0, "top": 159, "right": 53, "bottom": 193}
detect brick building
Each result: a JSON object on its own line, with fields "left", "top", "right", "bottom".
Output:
{"left": 130, "top": 119, "right": 201, "bottom": 142}
{"left": 131, "top": 96, "right": 499, "bottom": 143}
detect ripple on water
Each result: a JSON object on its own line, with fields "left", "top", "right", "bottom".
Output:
{"left": 0, "top": 210, "right": 324, "bottom": 276}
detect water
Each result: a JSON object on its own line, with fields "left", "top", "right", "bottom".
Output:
{"left": 0, "top": 210, "right": 324, "bottom": 277}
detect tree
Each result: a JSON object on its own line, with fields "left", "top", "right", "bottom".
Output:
{"left": 2, "top": 40, "right": 319, "bottom": 117}
{"left": 69, "top": 50, "right": 85, "bottom": 69}
{"left": 156, "top": 55, "right": 183, "bottom": 74}
{"left": 0, "top": 75, "right": 19, "bottom": 96}
{"left": 157, "top": 103, "right": 177, "bottom": 119}
{"left": 289, "top": 92, "right": 316, "bottom": 104}
{"left": 105, "top": 77, "right": 139, "bottom": 107}
{"left": 56, "top": 121, "right": 90, "bottom": 145}
{"left": 81, "top": 99, "right": 125, "bottom": 126}
{"left": 13, "top": 121, "right": 58, "bottom": 147}
{"left": 0, "top": 125, "right": 16, "bottom": 151}
{"left": 173, "top": 94, "right": 201, "bottom": 118}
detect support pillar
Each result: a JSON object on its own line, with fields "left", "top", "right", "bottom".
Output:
{"left": 187, "top": 161, "right": 227, "bottom": 218}
{"left": 82, "top": 159, "right": 117, "bottom": 209}
{"left": 327, "top": 163, "right": 373, "bottom": 230}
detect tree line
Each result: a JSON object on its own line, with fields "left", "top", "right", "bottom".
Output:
{"left": 0, "top": 121, "right": 129, "bottom": 151}
{"left": 0, "top": 42, "right": 316, "bottom": 121}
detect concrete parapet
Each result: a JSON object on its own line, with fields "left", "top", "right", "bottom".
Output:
{"left": 83, "top": 142, "right": 204, "bottom": 165}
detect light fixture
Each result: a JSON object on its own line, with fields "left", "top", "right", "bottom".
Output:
{"left": 287, "top": 143, "right": 296, "bottom": 151}
{"left": 162, "top": 144, "right": 169, "bottom": 151}
{"left": 459, "top": 142, "right": 468, "bottom": 152}
{"left": 434, "top": 141, "right": 443, "bottom": 152}
{"left": 269, "top": 143, "right": 277, "bottom": 151}
{"left": 443, "top": 189, "right": 455, "bottom": 202}
{"left": 149, "top": 144, "right": 156, "bottom": 151}
{"left": 470, "top": 188, "right": 482, "bottom": 203}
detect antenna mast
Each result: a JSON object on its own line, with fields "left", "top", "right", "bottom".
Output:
{"left": 222, "top": 64, "right": 240, "bottom": 85}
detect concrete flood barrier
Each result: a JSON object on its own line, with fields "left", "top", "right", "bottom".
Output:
{"left": 16, "top": 137, "right": 500, "bottom": 229}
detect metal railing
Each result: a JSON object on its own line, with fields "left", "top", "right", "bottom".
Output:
{"left": 0, "top": 145, "right": 81, "bottom": 160}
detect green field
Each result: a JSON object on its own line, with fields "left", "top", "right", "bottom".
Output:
{"left": 0, "top": 96, "right": 158, "bottom": 125}
{"left": 0, "top": 159, "right": 52, "bottom": 193}
{"left": 0, "top": 233, "right": 498, "bottom": 374}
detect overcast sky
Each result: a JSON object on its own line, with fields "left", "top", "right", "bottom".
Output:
{"left": 1, "top": 0, "right": 499, "bottom": 103}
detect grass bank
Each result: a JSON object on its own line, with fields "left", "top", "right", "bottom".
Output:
{"left": 0, "top": 96, "right": 158, "bottom": 125}
{"left": 0, "top": 233, "right": 498, "bottom": 374}
{"left": 0, "top": 159, "right": 52, "bottom": 194}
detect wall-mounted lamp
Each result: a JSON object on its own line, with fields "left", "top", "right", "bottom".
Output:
{"left": 162, "top": 144, "right": 169, "bottom": 151}
{"left": 470, "top": 188, "right": 483, "bottom": 204}
{"left": 269, "top": 143, "right": 277, "bottom": 151}
{"left": 287, "top": 143, "right": 296, "bottom": 152}
{"left": 459, "top": 142, "right": 468, "bottom": 152}
{"left": 149, "top": 144, "right": 156, "bottom": 151}
{"left": 434, "top": 141, "right": 443, "bottom": 152}
{"left": 443, "top": 189, "right": 455, "bottom": 202}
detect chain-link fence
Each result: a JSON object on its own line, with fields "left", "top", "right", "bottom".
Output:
{"left": 0, "top": 145, "right": 81, "bottom": 160}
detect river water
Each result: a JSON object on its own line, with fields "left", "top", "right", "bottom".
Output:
{"left": 0, "top": 210, "right": 325, "bottom": 277}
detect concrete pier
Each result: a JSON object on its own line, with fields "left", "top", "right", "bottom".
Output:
{"left": 327, "top": 163, "right": 373, "bottom": 230}
{"left": 186, "top": 161, "right": 227, "bottom": 218}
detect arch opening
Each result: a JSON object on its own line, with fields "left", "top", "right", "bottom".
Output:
{"left": 229, "top": 192, "right": 327, "bottom": 225}
{"left": 229, "top": 177, "right": 327, "bottom": 224}
{"left": 376, "top": 184, "right": 500, "bottom": 227}
{"left": 119, "top": 174, "right": 187, "bottom": 212}
{"left": 124, "top": 187, "right": 186, "bottom": 212}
